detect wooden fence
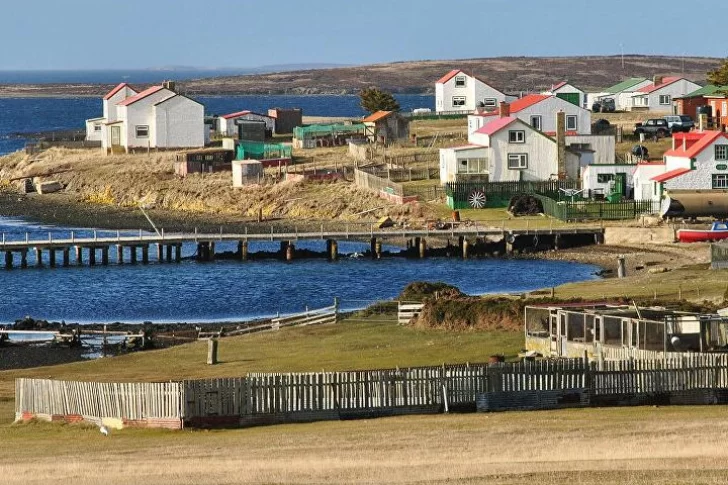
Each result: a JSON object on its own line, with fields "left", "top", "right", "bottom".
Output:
{"left": 17, "top": 355, "right": 728, "bottom": 430}
{"left": 354, "top": 168, "right": 404, "bottom": 196}
{"left": 366, "top": 167, "right": 439, "bottom": 182}
{"left": 445, "top": 180, "right": 579, "bottom": 209}
{"left": 397, "top": 301, "right": 424, "bottom": 325}
{"left": 535, "top": 195, "right": 661, "bottom": 221}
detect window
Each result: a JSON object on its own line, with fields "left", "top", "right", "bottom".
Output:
{"left": 507, "top": 153, "right": 528, "bottom": 170}
{"left": 483, "top": 98, "right": 497, "bottom": 108}
{"left": 713, "top": 174, "right": 728, "bottom": 189}
{"left": 508, "top": 130, "right": 525, "bottom": 143}
{"left": 659, "top": 95, "right": 672, "bottom": 105}
{"left": 93, "top": 124, "right": 102, "bottom": 132}
{"left": 597, "top": 174, "right": 615, "bottom": 183}
{"left": 530, "top": 115, "right": 542, "bottom": 131}
{"left": 457, "top": 158, "right": 488, "bottom": 174}
{"left": 455, "top": 76, "right": 466, "bottom": 87}
{"left": 566, "top": 115, "right": 578, "bottom": 131}
{"left": 135, "top": 125, "right": 149, "bottom": 138}
{"left": 452, "top": 96, "right": 466, "bottom": 107}
{"left": 716, "top": 145, "right": 728, "bottom": 161}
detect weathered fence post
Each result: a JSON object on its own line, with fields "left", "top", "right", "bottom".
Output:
{"left": 207, "top": 339, "right": 218, "bottom": 365}
{"left": 617, "top": 255, "right": 626, "bottom": 278}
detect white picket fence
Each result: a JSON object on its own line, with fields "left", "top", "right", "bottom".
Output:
{"left": 398, "top": 301, "right": 424, "bottom": 325}
{"left": 222, "top": 302, "right": 338, "bottom": 338}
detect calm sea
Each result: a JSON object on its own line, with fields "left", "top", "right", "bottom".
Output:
{"left": 0, "top": 94, "right": 435, "bottom": 155}
{"left": 0, "top": 217, "right": 599, "bottom": 324}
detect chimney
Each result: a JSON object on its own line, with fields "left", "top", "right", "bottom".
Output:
{"left": 653, "top": 75, "right": 663, "bottom": 87}
{"left": 163, "top": 80, "right": 177, "bottom": 92}
{"left": 498, "top": 101, "right": 510, "bottom": 118}
{"left": 556, "top": 111, "right": 566, "bottom": 178}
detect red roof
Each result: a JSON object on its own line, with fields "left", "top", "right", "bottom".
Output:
{"left": 664, "top": 131, "right": 727, "bottom": 158}
{"left": 551, "top": 81, "right": 568, "bottom": 91}
{"left": 638, "top": 77, "right": 681, "bottom": 94}
{"left": 117, "top": 85, "right": 167, "bottom": 107}
{"left": 103, "top": 83, "right": 136, "bottom": 100}
{"left": 222, "top": 110, "right": 251, "bottom": 119}
{"left": 436, "top": 69, "right": 462, "bottom": 84}
{"left": 651, "top": 167, "right": 691, "bottom": 183}
{"left": 475, "top": 116, "right": 519, "bottom": 135}
{"left": 363, "top": 110, "right": 393, "bottom": 123}
{"left": 478, "top": 94, "right": 551, "bottom": 117}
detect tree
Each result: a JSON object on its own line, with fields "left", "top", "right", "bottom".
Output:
{"left": 359, "top": 87, "right": 400, "bottom": 114}
{"left": 707, "top": 58, "right": 728, "bottom": 86}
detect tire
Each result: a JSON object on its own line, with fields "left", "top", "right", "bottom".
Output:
{"left": 657, "top": 129, "right": 668, "bottom": 138}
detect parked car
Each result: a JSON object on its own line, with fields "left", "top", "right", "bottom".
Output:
{"left": 591, "top": 98, "right": 616, "bottom": 113}
{"left": 634, "top": 118, "right": 670, "bottom": 138}
{"left": 663, "top": 115, "right": 694, "bottom": 133}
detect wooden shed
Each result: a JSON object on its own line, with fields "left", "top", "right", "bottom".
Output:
{"left": 174, "top": 149, "right": 234, "bottom": 177}
{"left": 363, "top": 111, "right": 410, "bottom": 145}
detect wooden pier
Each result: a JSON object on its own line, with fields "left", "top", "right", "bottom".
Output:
{"left": 0, "top": 226, "right": 604, "bottom": 269}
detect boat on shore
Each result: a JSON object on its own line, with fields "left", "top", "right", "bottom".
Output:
{"left": 676, "top": 222, "right": 728, "bottom": 243}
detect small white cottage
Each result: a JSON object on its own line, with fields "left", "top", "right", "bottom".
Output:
{"left": 435, "top": 69, "right": 513, "bottom": 113}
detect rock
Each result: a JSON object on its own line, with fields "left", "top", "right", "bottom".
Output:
{"left": 648, "top": 267, "right": 670, "bottom": 274}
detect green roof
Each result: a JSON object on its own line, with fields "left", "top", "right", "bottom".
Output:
{"left": 677, "top": 84, "right": 727, "bottom": 98}
{"left": 604, "top": 77, "right": 648, "bottom": 94}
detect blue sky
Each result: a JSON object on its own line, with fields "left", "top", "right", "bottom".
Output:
{"left": 1, "top": 0, "right": 726, "bottom": 70}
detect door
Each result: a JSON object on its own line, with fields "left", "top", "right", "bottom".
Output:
{"left": 111, "top": 126, "right": 121, "bottom": 146}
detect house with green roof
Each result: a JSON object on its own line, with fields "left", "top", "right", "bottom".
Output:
{"left": 600, "top": 77, "right": 652, "bottom": 111}
{"left": 675, "top": 85, "right": 728, "bottom": 122}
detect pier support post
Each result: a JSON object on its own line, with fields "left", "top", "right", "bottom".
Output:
{"left": 594, "top": 232, "right": 604, "bottom": 245}
{"left": 327, "top": 240, "right": 338, "bottom": 261}
{"left": 21, "top": 249, "right": 28, "bottom": 268}
{"left": 5, "top": 251, "right": 13, "bottom": 269}
{"left": 116, "top": 245, "right": 123, "bottom": 264}
{"left": 239, "top": 240, "right": 248, "bottom": 261}
{"left": 101, "top": 246, "right": 109, "bottom": 265}
{"left": 166, "top": 244, "right": 173, "bottom": 263}
{"left": 89, "top": 247, "right": 96, "bottom": 266}
{"left": 156, "top": 243, "right": 163, "bottom": 262}
{"left": 35, "top": 248, "right": 43, "bottom": 267}
{"left": 370, "top": 237, "right": 377, "bottom": 259}
{"left": 207, "top": 339, "right": 218, "bottom": 365}
{"left": 462, "top": 239, "right": 469, "bottom": 259}
{"left": 419, "top": 237, "right": 427, "bottom": 259}
{"left": 505, "top": 235, "right": 514, "bottom": 255}
{"left": 129, "top": 246, "right": 137, "bottom": 265}
{"left": 286, "top": 242, "right": 295, "bottom": 261}
{"left": 375, "top": 239, "right": 382, "bottom": 259}
{"left": 617, "top": 255, "right": 626, "bottom": 279}
{"left": 75, "top": 245, "right": 83, "bottom": 265}
{"left": 141, "top": 245, "right": 149, "bottom": 265}
{"left": 197, "top": 242, "right": 209, "bottom": 261}
{"left": 554, "top": 234, "right": 561, "bottom": 250}
{"left": 48, "top": 249, "right": 56, "bottom": 267}
{"left": 175, "top": 244, "right": 182, "bottom": 263}
{"left": 209, "top": 242, "right": 216, "bottom": 261}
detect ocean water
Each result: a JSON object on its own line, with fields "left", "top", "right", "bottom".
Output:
{"left": 0, "top": 217, "right": 600, "bottom": 324}
{"left": 0, "top": 94, "right": 435, "bottom": 155}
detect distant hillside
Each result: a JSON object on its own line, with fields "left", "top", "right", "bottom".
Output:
{"left": 180, "top": 55, "right": 721, "bottom": 95}
{"left": 0, "top": 55, "right": 721, "bottom": 97}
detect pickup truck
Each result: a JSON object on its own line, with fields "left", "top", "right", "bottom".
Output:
{"left": 633, "top": 118, "right": 670, "bottom": 138}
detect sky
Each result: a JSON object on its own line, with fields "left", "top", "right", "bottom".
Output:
{"left": 1, "top": 0, "right": 726, "bottom": 70}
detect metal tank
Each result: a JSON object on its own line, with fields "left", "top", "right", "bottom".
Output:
{"left": 660, "top": 190, "right": 728, "bottom": 218}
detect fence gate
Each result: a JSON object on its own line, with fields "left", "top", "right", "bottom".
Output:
{"left": 398, "top": 302, "right": 424, "bottom": 325}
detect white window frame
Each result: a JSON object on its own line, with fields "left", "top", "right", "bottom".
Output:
{"left": 716, "top": 144, "right": 728, "bottom": 161}
{"left": 483, "top": 98, "right": 497, "bottom": 108}
{"left": 93, "top": 124, "right": 102, "bottom": 132}
{"left": 457, "top": 158, "right": 488, "bottom": 174}
{"left": 508, "top": 130, "right": 525, "bottom": 143}
{"left": 507, "top": 153, "right": 528, "bottom": 170}
{"left": 566, "top": 115, "right": 578, "bottom": 131}
{"left": 713, "top": 174, "right": 728, "bottom": 189}
{"left": 530, "top": 115, "right": 542, "bottom": 131}
{"left": 454, "top": 76, "right": 467, "bottom": 88}
{"left": 659, "top": 95, "right": 672, "bottom": 105}
{"left": 135, "top": 125, "right": 149, "bottom": 138}
{"left": 452, "top": 96, "right": 466, "bottom": 107}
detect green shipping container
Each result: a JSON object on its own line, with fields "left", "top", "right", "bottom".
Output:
{"left": 556, "top": 92, "right": 580, "bottom": 106}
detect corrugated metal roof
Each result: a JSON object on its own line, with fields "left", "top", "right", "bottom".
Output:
{"left": 363, "top": 110, "right": 393, "bottom": 123}
{"left": 103, "top": 83, "right": 136, "bottom": 100}
{"left": 604, "top": 77, "right": 648, "bottom": 94}
{"left": 664, "top": 131, "right": 727, "bottom": 158}
{"left": 436, "top": 69, "right": 462, "bottom": 84}
{"left": 117, "top": 86, "right": 166, "bottom": 107}
{"left": 638, "top": 76, "right": 682, "bottom": 94}
{"left": 479, "top": 94, "right": 551, "bottom": 118}
{"left": 551, "top": 81, "right": 568, "bottom": 91}
{"left": 651, "top": 167, "right": 691, "bottom": 182}
{"left": 475, "top": 116, "right": 518, "bottom": 135}
{"left": 678, "top": 84, "right": 727, "bottom": 98}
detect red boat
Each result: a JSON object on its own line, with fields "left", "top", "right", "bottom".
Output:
{"left": 676, "top": 222, "right": 728, "bottom": 243}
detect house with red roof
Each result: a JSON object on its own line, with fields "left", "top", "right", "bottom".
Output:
{"left": 629, "top": 76, "right": 701, "bottom": 113}
{"left": 439, "top": 111, "right": 580, "bottom": 185}
{"left": 639, "top": 131, "right": 728, "bottom": 202}
{"left": 217, "top": 110, "right": 275, "bottom": 137}
{"left": 435, "top": 69, "right": 513, "bottom": 113}
{"left": 85, "top": 83, "right": 139, "bottom": 142}
{"left": 87, "top": 81, "right": 205, "bottom": 153}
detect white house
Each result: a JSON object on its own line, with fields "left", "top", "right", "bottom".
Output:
{"left": 468, "top": 95, "right": 591, "bottom": 136}
{"left": 651, "top": 131, "right": 728, "bottom": 196}
{"left": 84, "top": 117, "right": 105, "bottom": 142}
{"left": 543, "top": 81, "right": 586, "bottom": 109}
{"left": 217, "top": 110, "right": 275, "bottom": 137}
{"left": 630, "top": 76, "right": 702, "bottom": 113}
{"left": 581, "top": 164, "right": 636, "bottom": 199}
{"left": 435, "top": 69, "right": 513, "bottom": 113}
{"left": 439, "top": 114, "right": 580, "bottom": 184}
{"left": 89, "top": 82, "right": 205, "bottom": 153}
{"left": 633, "top": 162, "right": 668, "bottom": 201}
{"left": 595, "top": 77, "right": 652, "bottom": 111}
